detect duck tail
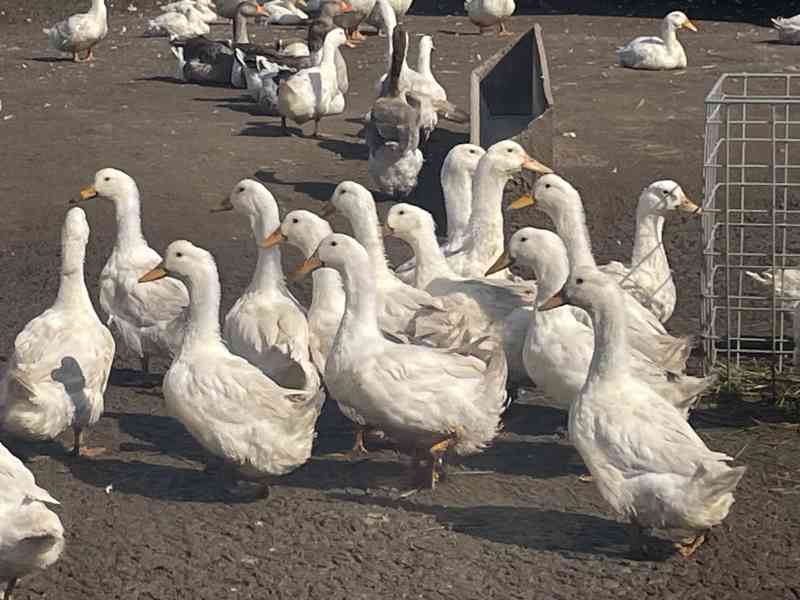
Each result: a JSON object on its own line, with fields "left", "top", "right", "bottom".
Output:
{"left": 691, "top": 463, "right": 746, "bottom": 525}
{"left": 666, "top": 371, "right": 715, "bottom": 418}
{"left": 771, "top": 17, "right": 786, "bottom": 30}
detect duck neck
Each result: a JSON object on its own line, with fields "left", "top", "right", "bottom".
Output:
{"left": 630, "top": 208, "right": 669, "bottom": 283}
{"left": 441, "top": 167, "right": 472, "bottom": 248}
{"left": 550, "top": 198, "right": 596, "bottom": 270}
{"left": 417, "top": 43, "right": 432, "bottom": 76}
{"left": 468, "top": 161, "right": 507, "bottom": 253}
{"left": 246, "top": 213, "right": 287, "bottom": 295}
{"left": 660, "top": 21, "right": 679, "bottom": 49}
{"left": 90, "top": 0, "right": 106, "bottom": 14}
{"left": 585, "top": 292, "right": 629, "bottom": 385}
{"left": 233, "top": 9, "right": 249, "bottom": 44}
{"left": 320, "top": 38, "right": 339, "bottom": 67}
{"left": 339, "top": 260, "right": 382, "bottom": 343}
{"left": 350, "top": 212, "right": 391, "bottom": 280}
{"left": 405, "top": 228, "right": 454, "bottom": 289}
{"left": 112, "top": 194, "right": 147, "bottom": 252}
{"left": 55, "top": 240, "right": 94, "bottom": 312}
{"left": 311, "top": 267, "right": 343, "bottom": 312}
{"left": 534, "top": 258, "right": 569, "bottom": 309}
{"left": 182, "top": 268, "right": 223, "bottom": 350}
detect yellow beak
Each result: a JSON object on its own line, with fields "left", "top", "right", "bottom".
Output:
{"left": 260, "top": 228, "right": 287, "bottom": 248}
{"left": 677, "top": 195, "right": 702, "bottom": 215}
{"left": 139, "top": 263, "right": 169, "bottom": 283}
{"left": 683, "top": 20, "right": 698, "bottom": 32}
{"left": 320, "top": 203, "right": 337, "bottom": 218}
{"left": 78, "top": 185, "right": 98, "bottom": 201}
{"left": 289, "top": 253, "right": 323, "bottom": 281}
{"left": 485, "top": 250, "right": 514, "bottom": 276}
{"left": 539, "top": 291, "right": 566, "bottom": 311}
{"left": 210, "top": 197, "right": 233, "bottom": 213}
{"left": 508, "top": 194, "right": 535, "bottom": 210}
{"left": 522, "top": 157, "right": 553, "bottom": 174}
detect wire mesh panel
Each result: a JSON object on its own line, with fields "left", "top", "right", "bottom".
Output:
{"left": 702, "top": 74, "right": 800, "bottom": 384}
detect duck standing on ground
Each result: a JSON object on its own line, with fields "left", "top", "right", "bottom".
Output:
{"left": 278, "top": 28, "right": 351, "bottom": 138}
{"left": 540, "top": 267, "right": 745, "bottom": 558}
{"left": 600, "top": 181, "right": 701, "bottom": 323}
{"left": 298, "top": 234, "right": 508, "bottom": 488}
{"left": 139, "top": 241, "right": 324, "bottom": 496}
{"left": 464, "top": 0, "right": 515, "bottom": 36}
{"left": 0, "top": 442, "right": 65, "bottom": 600}
{"left": 0, "top": 208, "right": 114, "bottom": 457}
{"left": 214, "top": 180, "right": 321, "bottom": 397}
{"left": 43, "top": 0, "right": 108, "bottom": 62}
{"left": 616, "top": 11, "right": 698, "bottom": 70}
{"left": 75, "top": 169, "right": 189, "bottom": 374}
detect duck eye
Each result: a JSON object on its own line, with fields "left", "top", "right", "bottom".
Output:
{"left": 104, "top": 177, "right": 110, "bottom": 182}
{"left": 506, "top": 148, "right": 513, "bottom": 153}
{"left": 331, "top": 241, "right": 337, "bottom": 247}
{"left": 545, "top": 184, "right": 551, "bottom": 189}
{"left": 520, "top": 237, "right": 527, "bottom": 242}
{"left": 238, "top": 187, "right": 245, "bottom": 193}
{"left": 176, "top": 252, "right": 183, "bottom": 258}
{"left": 662, "top": 190, "right": 669, "bottom": 196}
{"left": 399, "top": 210, "right": 405, "bottom": 215}
{"left": 576, "top": 278, "right": 584, "bottom": 284}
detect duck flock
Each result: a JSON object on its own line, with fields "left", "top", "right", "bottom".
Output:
{"left": 8, "top": 0, "right": 793, "bottom": 597}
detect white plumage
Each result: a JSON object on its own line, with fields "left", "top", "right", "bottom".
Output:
{"left": 616, "top": 11, "right": 698, "bottom": 70}
{"left": 0, "top": 208, "right": 114, "bottom": 456}
{"left": 43, "top": 0, "right": 108, "bottom": 62}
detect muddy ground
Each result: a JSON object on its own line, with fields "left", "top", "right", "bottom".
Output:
{"left": 0, "top": 2, "right": 799, "bottom": 599}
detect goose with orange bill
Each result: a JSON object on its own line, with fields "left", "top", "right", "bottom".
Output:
{"left": 616, "top": 11, "right": 698, "bottom": 70}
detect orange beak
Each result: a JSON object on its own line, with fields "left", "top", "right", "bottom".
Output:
{"left": 260, "top": 228, "right": 287, "bottom": 248}
{"left": 139, "top": 263, "right": 169, "bottom": 283}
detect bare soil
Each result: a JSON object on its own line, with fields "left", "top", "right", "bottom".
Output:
{"left": 0, "top": 3, "right": 799, "bottom": 599}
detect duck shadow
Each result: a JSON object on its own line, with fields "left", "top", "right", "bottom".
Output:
{"left": 106, "top": 410, "right": 208, "bottom": 463}
{"left": 254, "top": 168, "right": 336, "bottom": 201}
{"left": 317, "top": 137, "right": 368, "bottom": 161}
{"left": 327, "top": 494, "right": 677, "bottom": 561}
{"left": 109, "top": 367, "right": 163, "bottom": 389}
{"left": 240, "top": 121, "right": 296, "bottom": 138}
{"left": 501, "top": 400, "right": 567, "bottom": 436}
{"left": 217, "top": 102, "right": 271, "bottom": 116}
{"left": 134, "top": 76, "right": 189, "bottom": 85}
{"left": 460, "top": 437, "right": 584, "bottom": 478}
{"left": 30, "top": 56, "right": 76, "bottom": 63}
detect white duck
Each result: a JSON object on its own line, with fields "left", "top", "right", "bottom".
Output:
{"left": 236, "top": 52, "right": 289, "bottom": 114}
{"left": 384, "top": 203, "right": 534, "bottom": 388}
{"left": 446, "top": 140, "right": 552, "bottom": 279}
{"left": 261, "top": 210, "right": 344, "bottom": 375}
{"left": 0, "top": 442, "right": 64, "bottom": 600}
{"left": 261, "top": 0, "right": 309, "bottom": 24}
{"left": 540, "top": 266, "right": 745, "bottom": 558}
{"left": 0, "top": 208, "right": 115, "bottom": 457}
{"left": 394, "top": 143, "right": 485, "bottom": 282}
{"left": 488, "top": 228, "right": 710, "bottom": 417}
{"left": 772, "top": 15, "right": 800, "bottom": 44}
{"left": 320, "top": 181, "right": 453, "bottom": 339}
{"left": 138, "top": 241, "right": 324, "bottom": 493}
{"left": 600, "top": 180, "right": 701, "bottom": 323}
{"left": 509, "top": 174, "right": 692, "bottom": 372}
{"left": 278, "top": 27, "right": 350, "bottom": 138}
{"left": 214, "top": 180, "right": 320, "bottom": 395}
{"left": 162, "top": 0, "right": 219, "bottom": 23}
{"left": 616, "top": 11, "right": 698, "bottom": 70}
{"left": 43, "top": 0, "right": 108, "bottom": 62}
{"left": 464, "top": 0, "right": 515, "bottom": 36}
{"left": 145, "top": 7, "right": 211, "bottom": 40}
{"left": 77, "top": 168, "right": 189, "bottom": 374}
{"left": 301, "top": 233, "right": 508, "bottom": 487}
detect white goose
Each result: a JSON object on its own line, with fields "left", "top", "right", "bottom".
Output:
{"left": 488, "top": 228, "right": 710, "bottom": 416}
{"left": 300, "top": 233, "right": 507, "bottom": 487}
{"left": 260, "top": 210, "right": 344, "bottom": 375}
{"left": 0, "top": 208, "right": 115, "bottom": 457}
{"left": 540, "top": 267, "right": 745, "bottom": 558}
{"left": 138, "top": 241, "right": 324, "bottom": 493}
{"left": 320, "top": 181, "right": 453, "bottom": 339}
{"left": 509, "top": 174, "right": 692, "bottom": 372}
{"left": 0, "top": 442, "right": 64, "bottom": 600}
{"left": 214, "top": 180, "right": 320, "bottom": 395}
{"left": 261, "top": 0, "right": 309, "bottom": 24}
{"left": 145, "top": 7, "right": 211, "bottom": 40}
{"left": 464, "top": 0, "right": 515, "bottom": 36}
{"left": 43, "top": 0, "right": 108, "bottom": 62}
{"left": 77, "top": 168, "right": 188, "bottom": 374}
{"left": 616, "top": 11, "right": 698, "bottom": 70}
{"left": 278, "top": 28, "right": 350, "bottom": 138}
{"left": 385, "top": 203, "right": 534, "bottom": 387}
{"left": 394, "top": 143, "right": 486, "bottom": 283}
{"left": 446, "top": 139, "right": 552, "bottom": 279}
{"left": 600, "top": 180, "right": 701, "bottom": 323}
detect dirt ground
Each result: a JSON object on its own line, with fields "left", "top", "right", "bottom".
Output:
{"left": 1, "top": 2, "right": 799, "bottom": 599}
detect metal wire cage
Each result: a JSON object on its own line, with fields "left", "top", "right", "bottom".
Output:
{"left": 702, "top": 73, "right": 800, "bottom": 382}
